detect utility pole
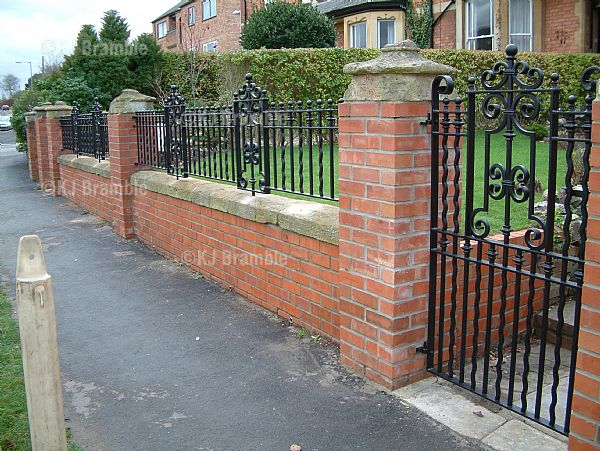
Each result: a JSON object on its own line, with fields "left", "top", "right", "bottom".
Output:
{"left": 16, "top": 61, "right": 33, "bottom": 90}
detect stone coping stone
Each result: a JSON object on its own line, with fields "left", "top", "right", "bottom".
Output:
{"left": 130, "top": 171, "right": 339, "bottom": 245}
{"left": 58, "top": 154, "right": 110, "bottom": 179}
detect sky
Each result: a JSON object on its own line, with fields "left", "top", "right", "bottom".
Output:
{"left": 0, "top": 0, "right": 172, "bottom": 91}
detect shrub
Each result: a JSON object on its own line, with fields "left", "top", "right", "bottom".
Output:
{"left": 158, "top": 47, "right": 599, "bottom": 109}
{"left": 240, "top": 2, "right": 336, "bottom": 50}
{"left": 406, "top": 0, "right": 432, "bottom": 49}
{"left": 158, "top": 51, "right": 220, "bottom": 105}
{"left": 529, "top": 123, "right": 549, "bottom": 141}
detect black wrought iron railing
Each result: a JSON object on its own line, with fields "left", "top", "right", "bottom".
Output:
{"left": 135, "top": 75, "right": 341, "bottom": 201}
{"left": 424, "top": 45, "right": 597, "bottom": 436}
{"left": 60, "top": 99, "right": 109, "bottom": 161}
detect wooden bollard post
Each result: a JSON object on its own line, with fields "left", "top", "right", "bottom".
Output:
{"left": 16, "top": 235, "right": 67, "bottom": 451}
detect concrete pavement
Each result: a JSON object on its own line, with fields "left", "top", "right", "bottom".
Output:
{"left": 0, "top": 152, "right": 480, "bottom": 450}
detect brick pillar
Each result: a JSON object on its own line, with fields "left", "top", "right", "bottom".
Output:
{"left": 337, "top": 41, "right": 455, "bottom": 390}
{"left": 34, "top": 103, "right": 50, "bottom": 192}
{"left": 569, "top": 84, "right": 600, "bottom": 450}
{"left": 33, "top": 102, "right": 72, "bottom": 196}
{"left": 24, "top": 112, "right": 38, "bottom": 182}
{"left": 108, "top": 89, "right": 156, "bottom": 239}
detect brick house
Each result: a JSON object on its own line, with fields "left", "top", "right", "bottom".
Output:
{"left": 317, "top": 0, "right": 600, "bottom": 53}
{"left": 152, "top": 0, "right": 314, "bottom": 53}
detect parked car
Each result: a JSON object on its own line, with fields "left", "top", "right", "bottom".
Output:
{"left": 0, "top": 115, "right": 12, "bottom": 131}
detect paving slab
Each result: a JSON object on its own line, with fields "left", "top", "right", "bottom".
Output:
{"left": 393, "top": 377, "right": 567, "bottom": 451}
{"left": 0, "top": 153, "right": 480, "bottom": 450}
{"left": 482, "top": 420, "right": 567, "bottom": 451}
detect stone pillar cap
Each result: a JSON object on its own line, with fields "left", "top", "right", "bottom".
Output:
{"left": 33, "top": 101, "right": 72, "bottom": 112}
{"left": 33, "top": 101, "right": 73, "bottom": 119}
{"left": 110, "top": 89, "right": 157, "bottom": 114}
{"left": 344, "top": 40, "right": 456, "bottom": 76}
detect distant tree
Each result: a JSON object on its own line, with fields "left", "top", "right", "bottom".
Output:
{"left": 240, "top": 1, "right": 336, "bottom": 49}
{"left": 129, "top": 33, "right": 163, "bottom": 96}
{"left": 99, "top": 10, "right": 130, "bottom": 43}
{"left": 1, "top": 74, "right": 20, "bottom": 98}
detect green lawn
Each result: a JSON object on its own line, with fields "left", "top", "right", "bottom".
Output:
{"left": 158, "top": 131, "right": 568, "bottom": 225}
{"left": 166, "top": 142, "right": 339, "bottom": 205}
{"left": 469, "top": 131, "right": 567, "bottom": 233}
{"left": 0, "top": 287, "right": 82, "bottom": 451}
{"left": 0, "top": 288, "right": 30, "bottom": 450}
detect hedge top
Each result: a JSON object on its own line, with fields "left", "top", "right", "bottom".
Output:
{"left": 344, "top": 40, "right": 457, "bottom": 76}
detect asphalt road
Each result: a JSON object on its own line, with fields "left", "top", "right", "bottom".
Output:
{"left": 0, "top": 152, "right": 481, "bottom": 450}
{"left": 0, "top": 128, "right": 16, "bottom": 146}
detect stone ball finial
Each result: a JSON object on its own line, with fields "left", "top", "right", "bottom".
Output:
{"left": 381, "top": 39, "right": 420, "bottom": 53}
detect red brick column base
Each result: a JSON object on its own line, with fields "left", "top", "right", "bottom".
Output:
{"left": 337, "top": 41, "right": 455, "bottom": 389}
{"left": 108, "top": 89, "right": 156, "bottom": 239}
{"left": 33, "top": 102, "right": 72, "bottom": 196}
{"left": 25, "top": 112, "right": 38, "bottom": 182}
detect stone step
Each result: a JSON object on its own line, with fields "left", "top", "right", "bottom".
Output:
{"left": 534, "top": 300, "right": 576, "bottom": 350}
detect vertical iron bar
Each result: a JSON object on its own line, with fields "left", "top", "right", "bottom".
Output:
{"left": 329, "top": 99, "right": 336, "bottom": 200}
{"left": 307, "top": 100, "right": 314, "bottom": 196}
{"left": 263, "top": 95, "right": 271, "bottom": 193}
{"left": 508, "top": 249, "right": 524, "bottom": 406}
{"left": 565, "top": 92, "right": 592, "bottom": 434}
{"left": 428, "top": 82, "right": 440, "bottom": 372}
{"left": 318, "top": 100, "right": 324, "bottom": 198}
{"left": 535, "top": 73, "right": 561, "bottom": 419}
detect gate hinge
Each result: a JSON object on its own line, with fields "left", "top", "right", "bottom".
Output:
{"left": 416, "top": 342, "right": 433, "bottom": 355}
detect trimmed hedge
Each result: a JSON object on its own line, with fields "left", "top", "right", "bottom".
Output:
{"left": 159, "top": 47, "right": 599, "bottom": 108}
{"left": 421, "top": 49, "right": 600, "bottom": 104}
{"left": 160, "top": 48, "right": 379, "bottom": 104}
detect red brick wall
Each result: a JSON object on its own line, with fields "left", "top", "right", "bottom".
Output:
{"left": 432, "top": 5, "right": 456, "bottom": 49}
{"left": 412, "top": 0, "right": 456, "bottom": 49}
{"left": 131, "top": 186, "right": 341, "bottom": 341}
{"left": 544, "top": 0, "right": 582, "bottom": 53}
{"left": 59, "top": 164, "right": 114, "bottom": 223}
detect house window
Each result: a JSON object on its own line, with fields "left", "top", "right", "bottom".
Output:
{"left": 188, "top": 6, "right": 196, "bottom": 25}
{"left": 466, "top": 0, "right": 494, "bottom": 50}
{"left": 378, "top": 19, "right": 396, "bottom": 48}
{"left": 509, "top": 0, "right": 532, "bottom": 51}
{"left": 349, "top": 22, "right": 367, "bottom": 48}
{"left": 203, "top": 0, "right": 217, "bottom": 20}
{"left": 203, "top": 41, "right": 218, "bottom": 52}
{"left": 156, "top": 21, "right": 167, "bottom": 39}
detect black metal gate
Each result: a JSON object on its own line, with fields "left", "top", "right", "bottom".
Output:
{"left": 424, "top": 45, "right": 598, "bottom": 435}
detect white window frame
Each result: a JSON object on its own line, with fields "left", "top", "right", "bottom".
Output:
{"left": 156, "top": 20, "right": 167, "bottom": 39}
{"left": 466, "top": 0, "right": 494, "bottom": 50}
{"left": 377, "top": 18, "right": 396, "bottom": 49}
{"left": 203, "top": 0, "right": 217, "bottom": 20}
{"left": 349, "top": 21, "right": 367, "bottom": 48}
{"left": 203, "top": 41, "right": 218, "bottom": 52}
{"left": 188, "top": 6, "right": 196, "bottom": 25}
{"left": 508, "top": 0, "right": 533, "bottom": 51}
